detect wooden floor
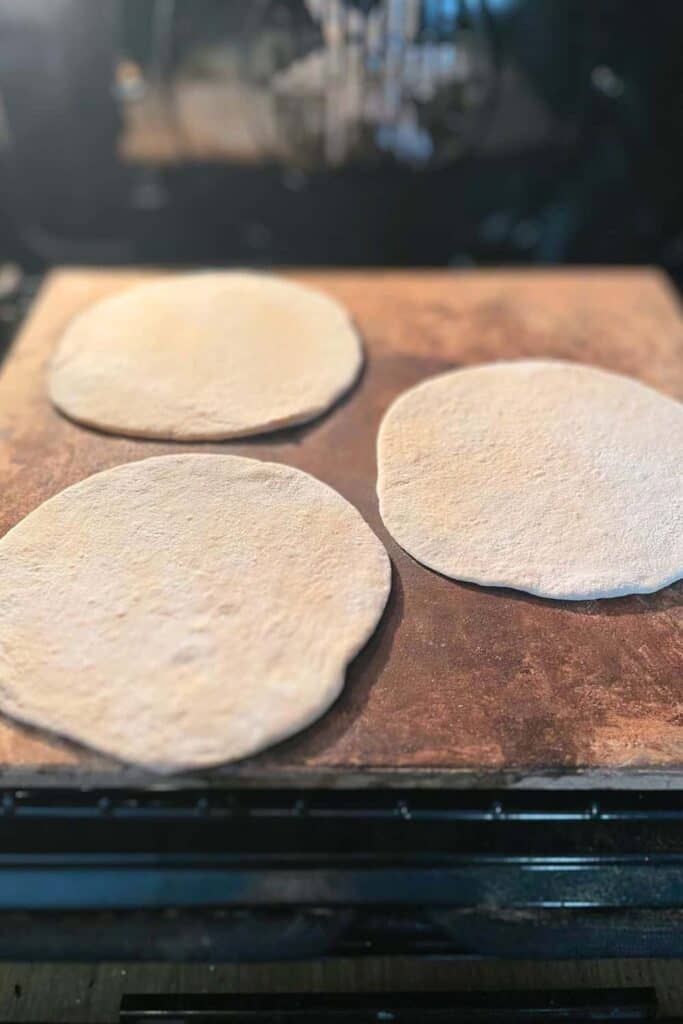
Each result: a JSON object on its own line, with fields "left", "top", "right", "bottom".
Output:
{"left": 1, "top": 960, "right": 683, "bottom": 1021}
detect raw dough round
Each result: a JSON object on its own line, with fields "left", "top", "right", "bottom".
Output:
{"left": 377, "top": 360, "right": 683, "bottom": 600}
{"left": 49, "top": 272, "right": 362, "bottom": 440}
{"left": 0, "top": 455, "right": 390, "bottom": 772}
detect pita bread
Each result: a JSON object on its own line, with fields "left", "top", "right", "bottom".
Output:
{"left": 49, "top": 272, "right": 362, "bottom": 440}
{"left": 377, "top": 360, "right": 683, "bottom": 600}
{"left": 0, "top": 454, "right": 390, "bottom": 772}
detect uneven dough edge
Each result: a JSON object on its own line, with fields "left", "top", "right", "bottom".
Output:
{"left": 48, "top": 380, "right": 363, "bottom": 442}
{"left": 0, "top": 665, "right": 352, "bottom": 776}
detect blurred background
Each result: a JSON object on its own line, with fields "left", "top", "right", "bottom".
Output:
{"left": 0, "top": 0, "right": 682, "bottom": 340}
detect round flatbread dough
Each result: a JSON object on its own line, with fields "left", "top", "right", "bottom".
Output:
{"left": 49, "top": 272, "right": 362, "bottom": 440}
{"left": 377, "top": 359, "right": 683, "bottom": 600}
{"left": 0, "top": 454, "right": 390, "bottom": 772}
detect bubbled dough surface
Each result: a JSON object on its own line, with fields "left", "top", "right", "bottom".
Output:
{"left": 0, "top": 454, "right": 391, "bottom": 772}
{"left": 377, "top": 359, "right": 683, "bottom": 600}
{"left": 49, "top": 272, "right": 362, "bottom": 440}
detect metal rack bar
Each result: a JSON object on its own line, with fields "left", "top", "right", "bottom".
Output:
{"left": 119, "top": 989, "right": 659, "bottom": 1023}
{"left": 1, "top": 789, "right": 683, "bottom": 958}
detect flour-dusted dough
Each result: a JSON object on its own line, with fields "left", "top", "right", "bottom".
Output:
{"left": 377, "top": 360, "right": 683, "bottom": 600}
{"left": 0, "top": 455, "right": 390, "bottom": 772}
{"left": 49, "top": 272, "right": 362, "bottom": 440}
